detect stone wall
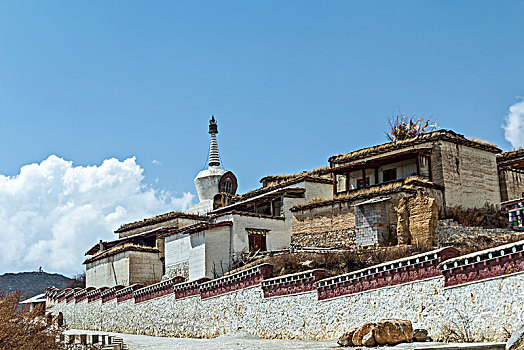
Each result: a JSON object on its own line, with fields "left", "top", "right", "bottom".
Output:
{"left": 436, "top": 219, "right": 516, "bottom": 244}
{"left": 436, "top": 141, "right": 501, "bottom": 209}
{"left": 49, "top": 241, "right": 524, "bottom": 342}
{"left": 354, "top": 201, "right": 389, "bottom": 246}
{"left": 291, "top": 228, "right": 355, "bottom": 248}
{"left": 499, "top": 167, "right": 524, "bottom": 202}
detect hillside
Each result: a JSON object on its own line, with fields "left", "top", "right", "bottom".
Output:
{"left": 0, "top": 271, "right": 72, "bottom": 298}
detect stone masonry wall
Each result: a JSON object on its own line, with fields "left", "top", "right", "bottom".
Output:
{"left": 499, "top": 168, "right": 524, "bottom": 202}
{"left": 291, "top": 228, "right": 355, "bottom": 248}
{"left": 49, "top": 242, "right": 524, "bottom": 342}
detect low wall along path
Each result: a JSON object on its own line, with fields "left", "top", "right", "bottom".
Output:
{"left": 47, "top": 240, "right": 524, "bottom": 342}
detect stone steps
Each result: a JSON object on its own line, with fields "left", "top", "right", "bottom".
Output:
{"left": 59, "top": 333, "right": 128, "bottom": 350}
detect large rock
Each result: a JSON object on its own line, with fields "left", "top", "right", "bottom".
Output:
{"left": 507, "top": 324, "right": 524, "bottom": 350}
{"left": 352, "top": 323, "right": 376, "bottom": 346}
{"left": 337, "top": 329, "right": 356, "bottom": 347}
{"left": 374, "top": 319, "right": 414, "bottom": 345}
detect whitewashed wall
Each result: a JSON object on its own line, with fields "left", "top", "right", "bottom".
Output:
{"left": 51, "top": 271, "right": 524, "bottom": 342}
{"left": 85, "top": 251, "right": 163, "bottom": 289}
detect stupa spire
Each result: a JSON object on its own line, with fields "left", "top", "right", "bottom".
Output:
{"left": 208, "top": 115, "right": 220, "bottom": 167}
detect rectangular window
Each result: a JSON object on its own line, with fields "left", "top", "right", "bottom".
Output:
{"left": 336, "top": 174, "right": 347, "bottom": 193}
{"left": 271, "top": 198, "right": 282, "bottom": 216}
{"left": 248, "top": 234, "right": 266, "bottom": 252}
{"left": 383, "top": 169, "right": 397, "bottom": 182}
{"left": 419, "top": 155, "right": 431, "bottom": 180}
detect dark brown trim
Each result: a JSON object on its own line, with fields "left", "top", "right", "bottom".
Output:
{"left": 115, "top": 212, "right": 210, "bottom": 234}
{"left": 212, "top": 210, "right": 286, "bottom": 221}
{"left": 233, "top": 176, "right": 331, "bottom": 203}
{"left": 159, "top": 221, "right": 233, "bottom": 239}
{"left": 291, "top": 179, "right": 444, "bottom": 212}
{"left": 330, "top": 148, "right": 432, "bottom": 173}
{"left": 84, "top": 245, "right": 160, "bottom": 265}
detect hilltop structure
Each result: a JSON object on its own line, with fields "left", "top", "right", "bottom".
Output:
{"left": 83, "top": 118, "right": 521, "bottom": 289}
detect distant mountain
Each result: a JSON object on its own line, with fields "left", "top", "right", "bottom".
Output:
{"left": 0, "top": 271, "right": 72, "bottom": 298}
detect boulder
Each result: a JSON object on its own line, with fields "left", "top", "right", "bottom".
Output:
{"left": 413, "top": 329, "right": 429, "bottom": 342}
{"left": 352, "top": 323, "right": 376, "bottom": 346}
{"left": 337, "top": 329, "right": 356, "bottom": 347}
{"left": 507, "top": 324, "right": 524, "bottom": 350}
{"left": 374, "top": 319, "right": 413, "bottom": 345}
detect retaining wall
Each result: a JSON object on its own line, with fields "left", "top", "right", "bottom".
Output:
{"left": 47, "top": 241, "right": 524, "bottom": 342}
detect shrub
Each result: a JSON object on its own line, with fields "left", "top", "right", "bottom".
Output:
{"left": 443, "top": 204, "right": 509, "bottom": 228}
{"left": 0, "top": 290, "right": 60, "bottom": 350}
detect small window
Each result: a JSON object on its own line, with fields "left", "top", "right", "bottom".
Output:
{"left": 383, "top": 169, "right": 397, "bottom": 182}
{"left": 336, "top": 174, "right": 347, "bottom": 193}
{"left": 222, "top": 179, "right": 233, "bottom": 194}
{"left": 357, "top": 177, "right": 370, "bottom": 188}
{"left": 248, "top": 234, "right": 266, "bottom": 252}
{"left": 272, "top": 199, "right": 282, "bottom": 216}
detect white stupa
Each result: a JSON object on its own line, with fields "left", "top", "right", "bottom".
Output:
{"left": 188, "top": 116, "right": 237, "bottom": 214}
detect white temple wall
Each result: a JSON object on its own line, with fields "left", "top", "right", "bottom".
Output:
{"left": 51, "top": 271, "right": 524, "bottom": 342}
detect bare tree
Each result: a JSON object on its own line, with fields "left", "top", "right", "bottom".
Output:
{"left": 65, "top": 272, "right": 86, "bottom": 289}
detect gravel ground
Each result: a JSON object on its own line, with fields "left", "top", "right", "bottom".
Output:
{"left": 65, "top": 329, "right": 340, "bottom": 349}
{"left": 64, "top": 330, "right": 506, "bottom": 350}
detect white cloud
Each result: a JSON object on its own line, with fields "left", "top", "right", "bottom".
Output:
{"left": 0, "top": 155, "right": 194, "bottom": 276}
{"left": 502, "top": 98, "right": 524, "bottom": 149}
{"left": 152, "top": 160, "right": 163, "bottom": 166}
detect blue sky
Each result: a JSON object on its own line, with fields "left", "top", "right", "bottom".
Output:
{"left": 1, "top": 1, "right": 523, "bottom": 194}
{"left": 0, "top": 1, "right": 523, "bottom": 274}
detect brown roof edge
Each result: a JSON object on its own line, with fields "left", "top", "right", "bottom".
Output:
{"left": 329, "top": 129, "right": 501, "bottom": 165}
{"left": 83, "top": 245, "right": 160, "bottom": 265}
{"left": 290, "top": 180, "right": 443, "bottom": 212}
{"left": 497, "top": 148, "right": 524, "bottom": 163}
{"left": 259, "top": 165, "right": 331, "bottom": 184}
{"left": 159, "top": 221, "right": 233, "bottom": 239}
{"left": 115, "top": 211, "right": 211, "bottom": 233}
{"left": 233, "top": 175, "right": 331, "bottom": 203}
{"left": 85, "top": 226, "right": 172, "bottom": 256}
{"left": 212, "top": 210, "right": 286, "bottom": 220}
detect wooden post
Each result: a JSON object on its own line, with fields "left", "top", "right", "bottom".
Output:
{"left": 333, "top": 173, "right": 337, "bottom": 195}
